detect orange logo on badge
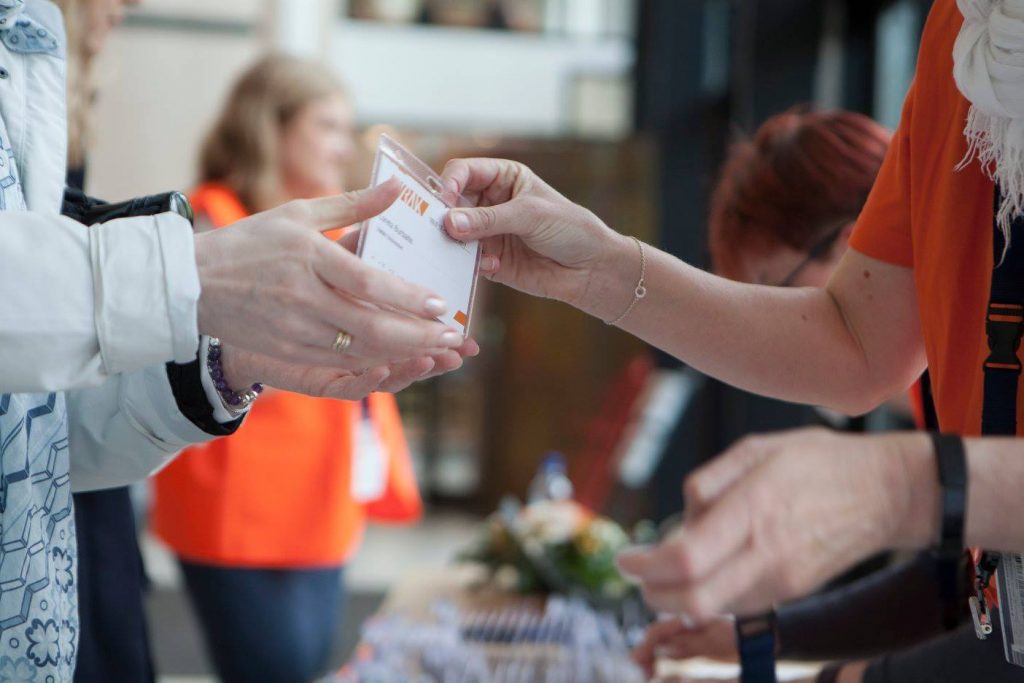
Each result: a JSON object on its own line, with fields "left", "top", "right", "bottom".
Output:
{"left": 396, "top": 179, "right": 429, "bottom": 217}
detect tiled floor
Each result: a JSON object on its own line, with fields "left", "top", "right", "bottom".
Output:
{"left": 144, "top": 511, "right": 481, "bottom": 680}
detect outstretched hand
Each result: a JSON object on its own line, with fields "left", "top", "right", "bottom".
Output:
{"left": 617, "top": 429, "right": 937, "bottom": 620}
{"left": 440, "top": 158, "right": 627, "bottom": 310}
{"left": 195, "top": 180, "right": 465, "bottom": 371}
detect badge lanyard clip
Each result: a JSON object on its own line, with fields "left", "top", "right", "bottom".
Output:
{"left": 971, "top": 553, "right": 999, "bottom": 639}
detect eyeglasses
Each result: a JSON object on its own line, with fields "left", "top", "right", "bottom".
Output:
{"left": 775, "top": 221, "right": 851, "bottom": 288}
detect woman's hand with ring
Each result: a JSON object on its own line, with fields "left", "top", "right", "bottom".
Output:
{"left": 194, "top": 179, "right": 466, "bottom": 370}
{"left": 219, "top": 336, "right": 480, "bottom": 401}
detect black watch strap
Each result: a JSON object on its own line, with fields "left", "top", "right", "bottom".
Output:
{"left": 930, "top": 432, "right": 967, "bottom": 557}
{"left": 736, "top": 612, "right": 778, "bottom": 683}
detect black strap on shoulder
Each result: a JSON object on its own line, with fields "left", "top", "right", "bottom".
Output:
{"left": 982, "top": 192, "right": 1024, "bottom": 436}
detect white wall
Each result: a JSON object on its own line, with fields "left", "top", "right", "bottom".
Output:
{"left": 86, "top": 0, "right": 635, "bottom": 200}
{"left": 88, "top": 28, "right": 263, "bottom": 199}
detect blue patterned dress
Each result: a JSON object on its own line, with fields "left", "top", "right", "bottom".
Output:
{"left": 0, "top": 2, "right": 80, "bottom": 680}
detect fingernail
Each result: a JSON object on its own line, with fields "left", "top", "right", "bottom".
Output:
{"left": 449, "top": 210, "right": 470, "bottom": 234}
{"left": 481, "top": 255, "right": 499, "bottom": 271}
{"left": 440, "top": 330, "right": 463, "bottom": 346}
{"left": 425, "top": 298, "right": 448, "bottom": 316}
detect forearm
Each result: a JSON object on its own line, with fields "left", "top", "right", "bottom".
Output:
{"left": 581, "top": 233, "right": 922, "bottom": 413}
{"left": 777, "top": 554, "right": 946, "bottom": 661}
{"left": 0, "top": 211, "right": 200, "bottom": 392}
{"left": 67, "top": 365, "right": 210, "bottom": 491}
{"left": 66, "top": 349, "right": 243, "bottom": 492}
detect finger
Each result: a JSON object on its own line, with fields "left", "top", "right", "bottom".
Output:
{"left": 305, "top": 286, "right": 463, "bottom": 357}
{"left": 632, "top": 619, "right": 690, "bottom": 674}
{"left": 644, "top": 616, "right": 691, "bottom": 646}
{"left": 446, "top": 197, "right": 536, "bottom": 242}
{"left": 298, "top": 178, "right": 402, "bottom": 233}
{"left": 278, "top": 344, "right": 397, "bottom": 371}
{"left": 377, "top": 357, "right": 436, "bottom": 393}
{"left": 421, "top": 350, "right": 464, "bottom": 380}
{"left": 480, "top": 254, "right": 500, "bottom": 274}
{"left": 639, "top": 548, "right": 766, "bottom": 622}
{"left": 320, "top": 366, "right": 391, "bottom": 400}
{"left": 267, "top": 290, "right": 448, "bottom": 366}
{"left": 618, "top": 495, "right": 753, "bottom": 588}
{"left": 312, "top": 240, "right": 453, "bottom": 320}
{"left": 440, "top": 157, "right": 522, "bottom": 202}
{"left": 683, "top": 435, "right": 780, "bottom": 514}
{"left": 458, "top": 337, "right": 481, "bottom": 358}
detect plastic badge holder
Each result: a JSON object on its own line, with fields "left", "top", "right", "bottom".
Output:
{"left": 356, "top": 134, "right": 481, "bottom": 337}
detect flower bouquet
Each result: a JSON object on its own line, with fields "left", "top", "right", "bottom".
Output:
{"left": 458, "top": 498, "right": 655, "bottom": 612}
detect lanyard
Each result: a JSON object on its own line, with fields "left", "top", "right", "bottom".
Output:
{"left": 973, "top": 191, "right": 1024, "bottom": 643}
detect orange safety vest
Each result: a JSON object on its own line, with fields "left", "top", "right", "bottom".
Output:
{"left": 150, "top": 183, "right": 422, "bottom": 568}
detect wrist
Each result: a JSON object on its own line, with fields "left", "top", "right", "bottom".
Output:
{"left": 576, "top": 226, "right": 640, "bottom": 321}
{"left": 219, "top": 343, "right": 261, "bottom": 389}
{"left": 194, "top": 233, "right": 212, "bottom": 335}
{"left": 886, "top": 432, "right": 941, "bottom": 550}
{"left": 836, "top": 660, "right": 869, "bottom": 683}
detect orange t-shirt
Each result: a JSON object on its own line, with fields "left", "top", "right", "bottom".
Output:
{"left": 150, "top": 184, "right": 422, "bottom": 568}
{"left": 849, "top": 0, "right": 1020, "bottom": 436}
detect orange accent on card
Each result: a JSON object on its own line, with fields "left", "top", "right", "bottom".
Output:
{"left": 396, "top": 179, "right": 429, "bottom": 216}
{"left": 454, "top": 311, "right": 468, "bottom": 327}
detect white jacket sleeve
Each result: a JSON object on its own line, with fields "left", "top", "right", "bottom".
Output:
{"left": 65, "top": 358, "right": 239, "bottom": 492}
{"left": 0, "top": 210, "right": 201, "bottom": 393}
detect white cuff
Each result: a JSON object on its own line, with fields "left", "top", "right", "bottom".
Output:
{"left": 91, "top": 212, "right": 201, "bottom": 374}
{"left": 199, "top": 336, "right": 253, "bottom": 424}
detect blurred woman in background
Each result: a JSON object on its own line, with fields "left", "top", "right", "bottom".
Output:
{"left": 707, "top": 108, "right": 888, "bottom": 288}
{"left": 150, "top": 55, "right": 423, "bottom": 683}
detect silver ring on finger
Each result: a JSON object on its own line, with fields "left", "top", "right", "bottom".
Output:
{"left": 332, "top": 330, "right": 353, "bottom": 354}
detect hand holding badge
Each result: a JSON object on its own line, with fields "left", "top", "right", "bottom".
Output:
{"left": 357, "top": 135, "right": 482, "bottom": 336}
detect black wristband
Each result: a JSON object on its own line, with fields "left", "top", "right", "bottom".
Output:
{"left": 929, "top": 432, "right": 967, "bottom": 557}
{"left": 736, "top": 612, "right": 777, "bottom": 683}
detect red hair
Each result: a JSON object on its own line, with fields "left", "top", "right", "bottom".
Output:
{"left": 708, "top": 108, "right": 891, "bottom": 281}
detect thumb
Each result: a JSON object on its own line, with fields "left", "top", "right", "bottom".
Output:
{"left": 300, "top": 178, "right": 402, "bottom": 233}
{"left": 445, "top": 197, "right": 538, "bottom": 242}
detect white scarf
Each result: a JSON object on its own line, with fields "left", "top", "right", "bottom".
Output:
{"left": 955, "top": 0, "right": 1024, "bottom": 249}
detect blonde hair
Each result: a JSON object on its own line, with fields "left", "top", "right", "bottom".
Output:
{"left": 199, "top": 54, "right": 349, "bottom": 212}
{"left": 53, "top": 0, "right": 95, "bottom": 168}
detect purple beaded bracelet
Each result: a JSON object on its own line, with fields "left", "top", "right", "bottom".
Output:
{"left": 207, "top": 337, "right": 263, "bottom": 411}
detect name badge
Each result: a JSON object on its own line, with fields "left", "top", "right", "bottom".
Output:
{"left": 351, "top": 414, "right": 388, "bottom": 503}
{"left": 997, "top": 553, "right": 1024, "bottom": 667}
{"left": 357, "top": 135, "right": 480, "bottom": 335}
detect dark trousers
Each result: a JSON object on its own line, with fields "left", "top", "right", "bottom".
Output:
{"left": 73, "top": 487, "right": 154, "bottom": 683}
{"left": 179, "top": 561, "right": 345, "bottom": 683}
